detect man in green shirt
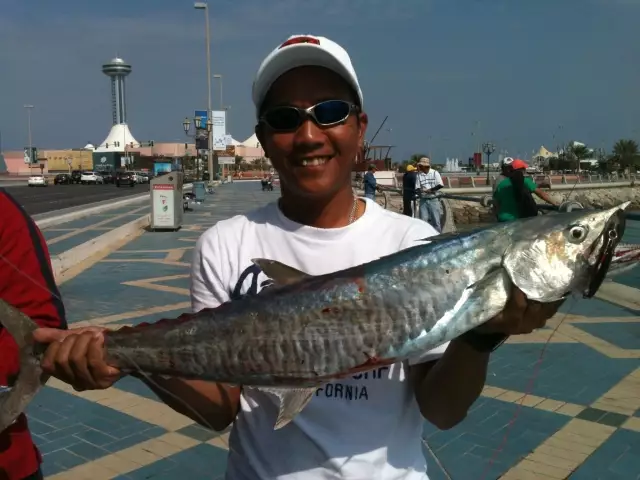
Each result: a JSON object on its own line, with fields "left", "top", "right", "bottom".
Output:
{"left": 493, "top": 158, "right": 556, "bottom": 222}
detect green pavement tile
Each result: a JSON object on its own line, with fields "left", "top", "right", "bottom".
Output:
{"left": 576, "top": 407, "right": 608, "bottom": 422}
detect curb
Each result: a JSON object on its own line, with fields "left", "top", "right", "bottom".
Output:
{"left": 35, "top": 194, "right": 149, "bottom": 229}
{"left": 35, "top": 184, "right": 193, "bottom": 229}
{"left": 51, "top": 213, "right": 150, "bottom": 281}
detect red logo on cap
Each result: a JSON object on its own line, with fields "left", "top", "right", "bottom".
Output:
{"left": 279, "top": 36, "right": 320, "bottom": 49}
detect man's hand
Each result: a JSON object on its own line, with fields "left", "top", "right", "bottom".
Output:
{"left": 33, "top": 327, "right": 122, "bottom": 391}
{"left": 478, "top": 287, "right": 564, "bottom": 335}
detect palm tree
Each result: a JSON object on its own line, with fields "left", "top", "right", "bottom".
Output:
{"left": 612, "top": 139, "right": 639, "bottom": 169}
{"left": 568, "top": 144, "right": 591, "bottom": 172}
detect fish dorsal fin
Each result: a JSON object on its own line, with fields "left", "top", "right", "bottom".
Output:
{"left": 258, "top": 386, "right": 317, "bottom": 429}
{"left": 252, "top": 259, "right": 311, "bottom": 286}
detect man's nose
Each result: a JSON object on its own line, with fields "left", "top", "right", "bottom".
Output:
{"left": 292, "top": 117, "right": 325, "bottom": 147}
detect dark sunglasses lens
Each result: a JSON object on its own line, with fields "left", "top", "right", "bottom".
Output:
{"left": 264, "top": 107, "right": 301, "bottom": 130}
{"left": 313, "top": 100, "right": 351, "bottom": 125}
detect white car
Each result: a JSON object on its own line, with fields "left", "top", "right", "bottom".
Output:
{"left": 27, "top": 175, "right": 48, "bottom": 187}
{"left": 80, "top": 171, "right": 104, "bottom": 184}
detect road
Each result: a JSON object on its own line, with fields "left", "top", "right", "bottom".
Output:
{"left": 3, "top": 183, "right": 150, "bottom": 215}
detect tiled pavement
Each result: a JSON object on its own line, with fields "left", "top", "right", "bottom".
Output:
{"left": 29, "top": 183, "right": 639, "bottom": 479}
{"left": 41, "top": 203, "right": 150, "bottom": 255}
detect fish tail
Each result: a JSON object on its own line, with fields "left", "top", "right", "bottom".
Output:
{"left": 0, "top": 299, "right": 44, "bottom": 432}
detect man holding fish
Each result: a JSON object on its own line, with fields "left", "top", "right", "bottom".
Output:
{"left": 9, "top": 35, "right": 629, "bottom": 480}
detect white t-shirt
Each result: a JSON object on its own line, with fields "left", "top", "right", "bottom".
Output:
{"left": 415, "top": 170, "right": 443, "bottom": 192}
{"left": 190, "top": 198, "right": 446, "bottom": 480}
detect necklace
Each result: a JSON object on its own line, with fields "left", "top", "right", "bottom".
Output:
{"left": 279, "top": 195, "right": 360, "bottom": 225}
{"left": 348, "top": 195, "right": 359, "bottom": 224}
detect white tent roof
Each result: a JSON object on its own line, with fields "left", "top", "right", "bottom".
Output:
{"left": 95, "top": 124, "right": 139, "bottom": 153}
{"left": 228, "top": 137, "right": 242, "bottom": 146}
{"left": 241, "top": 133, "right": 260, "bottom": 148}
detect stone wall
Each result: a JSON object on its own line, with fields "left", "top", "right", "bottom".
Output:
{"left": 383, "top": 186, "right": 640, "bottom": 225}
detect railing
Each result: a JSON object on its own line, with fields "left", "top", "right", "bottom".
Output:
{"left": 362, "top": 184, "right": 640, "bottom": 223}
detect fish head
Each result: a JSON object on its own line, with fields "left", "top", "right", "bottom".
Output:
{"left": 503, "top": 202, "right": 630, "bottom": 302}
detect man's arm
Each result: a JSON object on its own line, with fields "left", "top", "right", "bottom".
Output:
{"left": 409, "top": 340, "right": 488, "bottom": 430}
{"left": 428, "top": 171, "right": 444, "bottom": 193}
{"left": 135, "top": 228, "right": 241, "bottom": 431}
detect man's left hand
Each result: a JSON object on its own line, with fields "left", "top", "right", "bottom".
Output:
{"left": 478, "top": 287, "right": 564, "bottom": 335}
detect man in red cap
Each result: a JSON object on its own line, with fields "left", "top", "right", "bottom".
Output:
{"left": 493, "top": 157, "right": 557, "bottom": 221}
{"left": 0, "top": 189, "right": 67, "bottom": 479}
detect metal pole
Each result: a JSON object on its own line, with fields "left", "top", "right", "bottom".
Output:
{"left": 24, "top": 105, "right": 34, "bottom": 174}
{"left": 204, "top": 7, "right": 214, "bottom": 181}
{"left": 486, "top": 152, "right": 491, "bottom": 184}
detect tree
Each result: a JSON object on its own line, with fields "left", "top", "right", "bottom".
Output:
{"left": 234, "top": 155, "right": 244, "bottom": 165}
{"left": 612, "top": 139, "right": 640, "bottom": 169}
{"left": 568, "top": 144, "right": 591, "bottom": 171}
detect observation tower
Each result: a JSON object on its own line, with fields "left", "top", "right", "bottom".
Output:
{"left": 96, "top": 56, "right": 139, "bottom": 153}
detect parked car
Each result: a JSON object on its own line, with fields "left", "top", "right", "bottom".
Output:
{"left": 115, "top": 170, "right": 135, "bottom": 187}
{"left": 80, "top": 171, "right": 104, "bottom": 184}
{"left": 54, "top": 173, "right": 71, "bottom": 185}
{"left": 136, "top": 171, "right": 150, "bottom": 183}
{"left": 27, "top": 175, "right": 48, "bottom": 187}
{"left": 100, "top": 171, "right": 115, "bottom": 184}
{"left": 71, "top": 170, "right": 83, "bottom": 184}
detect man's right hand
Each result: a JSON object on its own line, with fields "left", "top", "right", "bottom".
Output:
{"left": 33, "top": 327, "right": 122, "bottom": 391}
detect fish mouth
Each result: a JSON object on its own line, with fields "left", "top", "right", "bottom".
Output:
{"left": 583, "top": 210, "right": 626, "bottom": 298}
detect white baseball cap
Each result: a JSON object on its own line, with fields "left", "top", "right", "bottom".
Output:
{"left": 252, "top": 34, "right": 364, "bottom": 120}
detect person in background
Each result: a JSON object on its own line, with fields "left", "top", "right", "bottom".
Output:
{"left": 402, "top": 164, "right": 418, "bottom": 217}
{"left": 492, "top": 157, "right": 557, "bottom": 222}
{"left": 363, "top": 163, "right": 377, "bottom": 201}
{"left": 0, "top": 189, "right": 67, "bottom": 480}
{"left": 415, "top": 157, "right": 444, "bottom": 232}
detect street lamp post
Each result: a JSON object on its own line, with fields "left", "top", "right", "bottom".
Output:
{"left": 24, "top": 104, "right": 34, "bottom": 173}
{"left": 194, "top": 2, "right": 215, "bottom": 181}
{"left": 482, "top": 142, "right": 496, "bottom": 185}
{"left": 213, "top": 74, "right": 223, "bottom": 109}
{"left": 183, "top": 116, "right": 213, "bottom": 180}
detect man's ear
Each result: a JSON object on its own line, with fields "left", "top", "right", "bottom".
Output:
{"left": 255, "top": 123, "right": 268, "bottom": 158}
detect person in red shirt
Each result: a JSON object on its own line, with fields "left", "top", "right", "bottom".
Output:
{"left": 0, "top": 189, "right": 67, "bottom": 480}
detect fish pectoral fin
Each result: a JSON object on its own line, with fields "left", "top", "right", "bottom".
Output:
{"left": 258, "top": 386, "right": 317, "bottom": 430}
{"left": 252, "top": 259, "right": 312, "bottom": 286}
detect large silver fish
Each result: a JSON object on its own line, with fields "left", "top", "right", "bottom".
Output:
{"left": 0, "top": 202, "right": 630, "bottom": 432}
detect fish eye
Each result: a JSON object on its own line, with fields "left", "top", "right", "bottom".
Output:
{"left": 567, "top": 225, "right": 589, "bottom": 243}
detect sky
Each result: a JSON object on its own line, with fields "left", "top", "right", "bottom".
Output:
{"left": 1, "top": 0, "right": 639, "bottom": 162}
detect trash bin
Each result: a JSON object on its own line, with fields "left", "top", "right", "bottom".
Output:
{"left": 150, "top": 172, "right": 184, "bottom": 231}
{"left": 192, "top": 181, "right": 206, "bottom": 203}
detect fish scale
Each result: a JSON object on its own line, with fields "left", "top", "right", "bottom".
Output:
{"left": 0, "top": 203, "right": 631, "bottom": 432}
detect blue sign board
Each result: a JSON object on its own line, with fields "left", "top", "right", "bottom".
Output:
{"left": 194, "top": 110, "right": 209, "bottom": 150}
{"left": 153, "top": 162, "right": 173, "bottom": 176}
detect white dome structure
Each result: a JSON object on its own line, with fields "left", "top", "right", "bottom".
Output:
{"left": 241, "top": 133, "right": 260, "bottom": 148}
{"left": 95, "top": 123, "right": 139, "bottom": 153}
{"left": 83, "top": 143, "right": 96, "bottom": 151}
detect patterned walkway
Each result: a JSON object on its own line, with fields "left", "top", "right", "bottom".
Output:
{"left": 24, "top": 182, "right": 639, "bottom": 479}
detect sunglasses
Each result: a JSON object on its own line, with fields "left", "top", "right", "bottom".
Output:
{"left": 260, "top": 100, "right": 359, "bottom": 132}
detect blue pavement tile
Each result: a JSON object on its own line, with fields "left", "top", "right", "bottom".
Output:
{"left": 423, "top": 397, "right": 571, "bottom": 477}
{"left": 559, "top": 296, "right": 637, "bottom": 317}
{"left": 59, "top": 262, "right": 189, "bottom": 322}
{"left": 575, "top": 322, "right": 640, "bottom": 350}
{"left": 110, "top": 251, "right": 174, "bottom": 259}
{"left": 421, "top": 442, "right": 450, "bottom": 480}
{"left": 117, "top": 443, "right": 228, "bottom": 479}
{"left": 570, "top": 429, "right": 640, "bottom": 479}
{"left": 486, "top": 343, "right": 639, "bottom": 405}
{"left": 114, "top": 376, "right": 163, "bottom": 402}
{"left": 41, "top": 449, "right": 87, "bottom": 476}
{"left": 27, "top": 386, "right": 166, "bottom": 470}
